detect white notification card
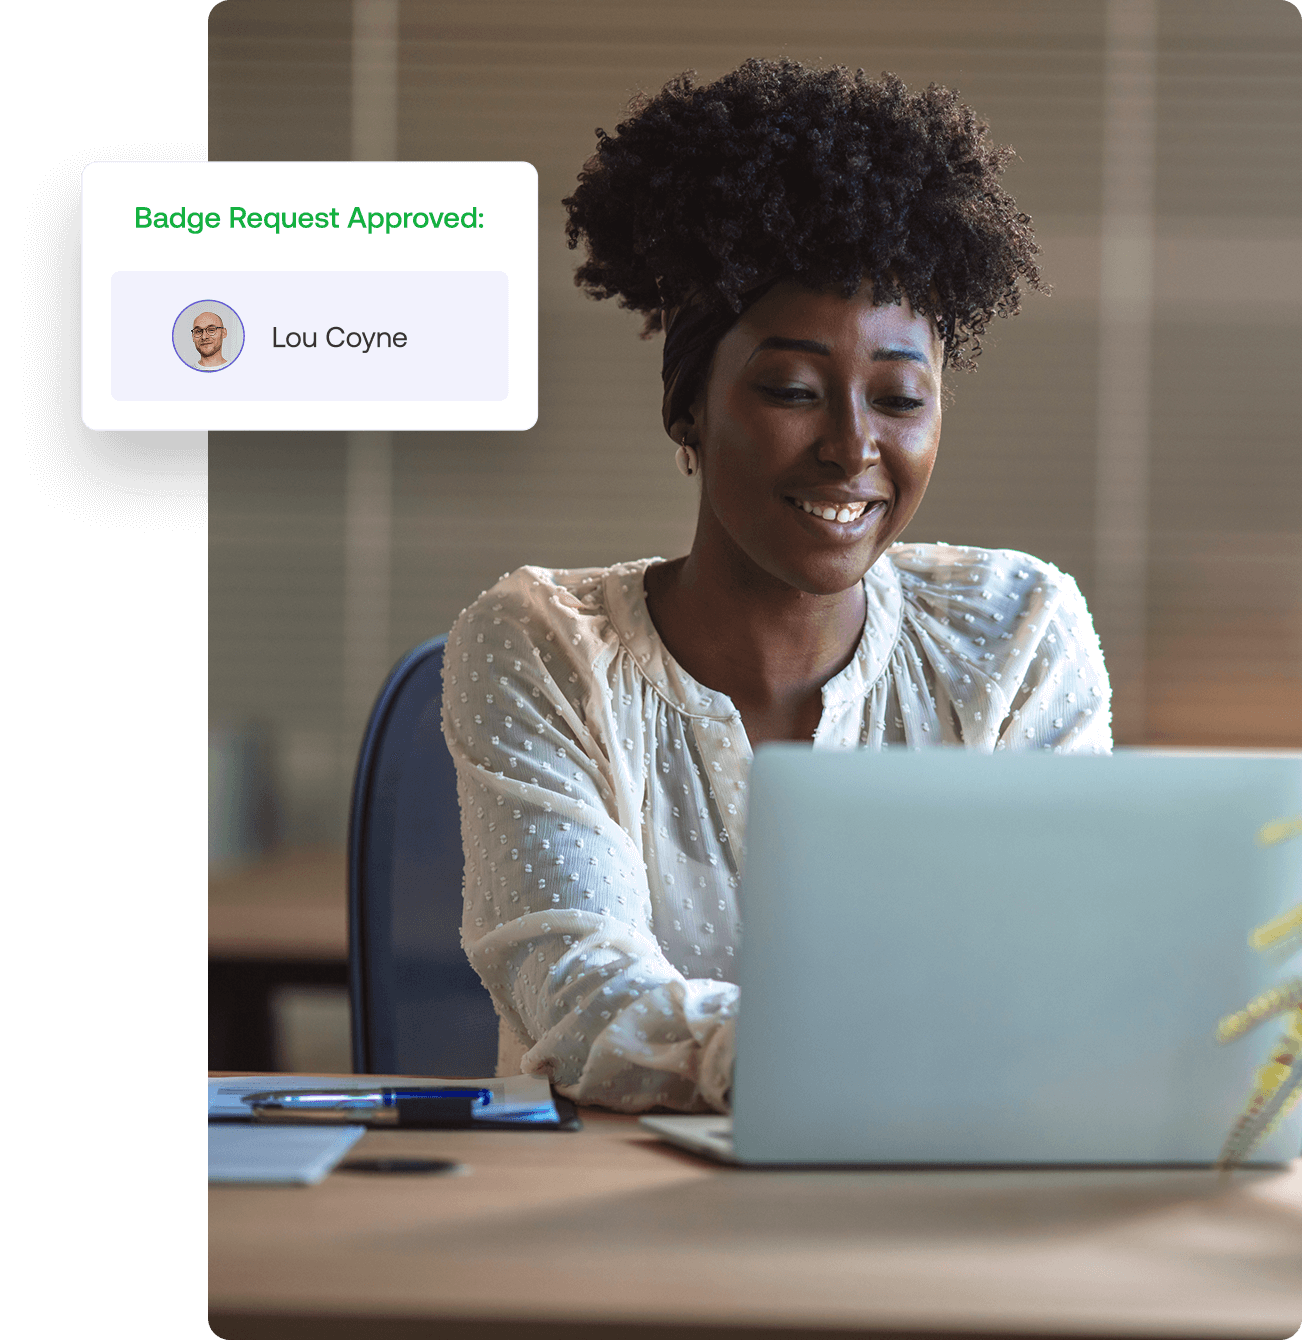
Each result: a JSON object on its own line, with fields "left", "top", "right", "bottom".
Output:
{"left": 82, "top": 160, "right": 537, "bottom": 430}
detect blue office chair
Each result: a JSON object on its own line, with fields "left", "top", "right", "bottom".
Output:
{"left": 348, "top": 635, "right": 500, "bottom": 1075}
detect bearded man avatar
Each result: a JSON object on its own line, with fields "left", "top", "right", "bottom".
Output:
{"left": 191, "top": 312, "right": 228, "bottom": 369}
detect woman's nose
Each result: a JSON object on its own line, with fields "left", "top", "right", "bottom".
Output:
{"left": 816, "top": 402, "right": 879, "bottom": 475}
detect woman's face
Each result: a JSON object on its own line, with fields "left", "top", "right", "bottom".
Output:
{"left": 688, "top": 280, "right": 943, "bottom": 597}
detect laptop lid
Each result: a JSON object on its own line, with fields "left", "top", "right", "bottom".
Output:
{"left": 732, "top": 750, "right": 1301, "bottom": 1166}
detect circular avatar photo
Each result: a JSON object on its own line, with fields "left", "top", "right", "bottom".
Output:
{"left": 173, "top": 299, "right": 244, "bottom": 372}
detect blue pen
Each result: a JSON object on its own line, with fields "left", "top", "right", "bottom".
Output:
{"left": 243, "top": 1087, "right": 493, "bottom": 1127}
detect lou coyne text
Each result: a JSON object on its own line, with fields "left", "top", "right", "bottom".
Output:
{"left": 272, "top": 327, "right": 408, "bottom": 352}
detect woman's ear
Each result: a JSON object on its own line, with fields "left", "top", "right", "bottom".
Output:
{"left": 668, "top": 404, "right": 704, "bottom": 479}
{"left": 667, "top": 411, "right": 698, "bottom": 449}
{"left": 668, "top": 393, "right": 707, "bottom": 449}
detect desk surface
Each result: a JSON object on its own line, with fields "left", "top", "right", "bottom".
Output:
{"left": 210, "top": 1105, "right": 1302, "bottom": 1340}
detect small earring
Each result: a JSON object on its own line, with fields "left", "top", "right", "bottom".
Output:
{"left": 675, "top": 442, "right": 699, "bottom": 478}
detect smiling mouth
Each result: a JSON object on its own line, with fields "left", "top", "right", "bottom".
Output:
{"left": 788, "top": 497, "right": 884, "bottom": 525}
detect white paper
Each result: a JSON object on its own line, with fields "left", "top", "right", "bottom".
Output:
{"left": 208, "top": 1123, "right": 366, "bottom": 1185}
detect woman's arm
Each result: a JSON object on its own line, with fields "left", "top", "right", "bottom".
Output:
{"left": 442, "top": 573, "right": 736, "bottom": 1112}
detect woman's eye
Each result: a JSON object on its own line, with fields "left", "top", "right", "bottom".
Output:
{"left": 761, "top": 384, "right": 816, "bottom": 403}
{"left": 876, "top": 395, "right": 926, "bottom": 411}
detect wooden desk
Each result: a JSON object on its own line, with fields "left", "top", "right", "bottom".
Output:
{"left": 210, "top": 1109, "right": 1302, "bottom": 1340}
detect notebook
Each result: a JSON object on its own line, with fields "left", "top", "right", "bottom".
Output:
{"left": 209, "top": 1073, "right": 578, "bottom": 1183}
{"left": 641, "top": 750, "right": 1302, "bottom": 1166}
{"left": 208, "top": 1073, "right": 572, "bottom": 1127}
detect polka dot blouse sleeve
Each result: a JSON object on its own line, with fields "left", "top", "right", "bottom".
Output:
{"left": 441, "top": 570, "right": 736, "bottom": 1113}
{"left": 886, "top": 545, "right": 1113, "bottom": 754}
{"left": 992, "top": 561, "right": 1113, "bottom": 754}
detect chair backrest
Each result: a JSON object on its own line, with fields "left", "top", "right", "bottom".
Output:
{"left": 348, "top": 635, "right": 500, "bottom": 1075}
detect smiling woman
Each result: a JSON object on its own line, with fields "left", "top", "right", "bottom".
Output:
{"left": 647, "top": 281, "right": 947, "bottom": 743}
{"left": 441, "top": 59, "right": 1112, "bottom": 1113}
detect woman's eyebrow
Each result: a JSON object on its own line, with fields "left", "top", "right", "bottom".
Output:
{"left": 746, "top": 336, "right": 830, "bottom": 361}
{"left": 872, "top": 346, "right": 929, "bottom": 365}
{"left": 746, "top": 337, "right": 930, "bottom": 365}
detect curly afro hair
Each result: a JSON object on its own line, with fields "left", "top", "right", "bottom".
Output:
{"left": 563, "top": 58, "right": 1044, "bottom": 373}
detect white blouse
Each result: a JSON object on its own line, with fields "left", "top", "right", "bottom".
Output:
{"left": 442, "top": 544, "right": 1112, "bottom": 1113}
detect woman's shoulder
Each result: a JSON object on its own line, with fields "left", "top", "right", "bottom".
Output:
{"left": 884, "top": 541, "right": 1088, "bottom": 616}
{"left": 882, "top": 541, "right": 1103, "bottom": 668}
{"left": 885, "top": 540, "right": 1065, "bottom": 588}
{"left": 446, "top": 558, "right": 660, "bottom": 670}
{"left": 452, "top": 561, "right": 620, "bottom": 631}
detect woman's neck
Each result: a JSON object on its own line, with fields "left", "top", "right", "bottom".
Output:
{"left": 643, "top": 548, "right": 867, "bottom": 747}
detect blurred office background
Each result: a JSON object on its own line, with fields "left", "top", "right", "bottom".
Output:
{"left": 208, "top": 0, "right": 1301, "bottom": 1072}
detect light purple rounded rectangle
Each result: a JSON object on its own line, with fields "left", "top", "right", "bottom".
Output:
{"left": 111, "top": 270, "right": 507, "bottom": 401}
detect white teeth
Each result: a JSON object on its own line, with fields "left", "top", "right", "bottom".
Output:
{"left": 797, "top": 499, "right": 869, "bottom": 523}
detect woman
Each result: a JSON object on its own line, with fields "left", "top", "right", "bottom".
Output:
{"left": 442, "top": 60, "right": 1111, "bottom": 1112}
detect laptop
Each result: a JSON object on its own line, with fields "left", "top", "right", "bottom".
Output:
{"left": 641, "top": 749, "right": 1302, "bottom": 1166}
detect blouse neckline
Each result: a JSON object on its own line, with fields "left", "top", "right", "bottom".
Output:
{"left": 601, "top": 555, "right": 906, "bottom": 724}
